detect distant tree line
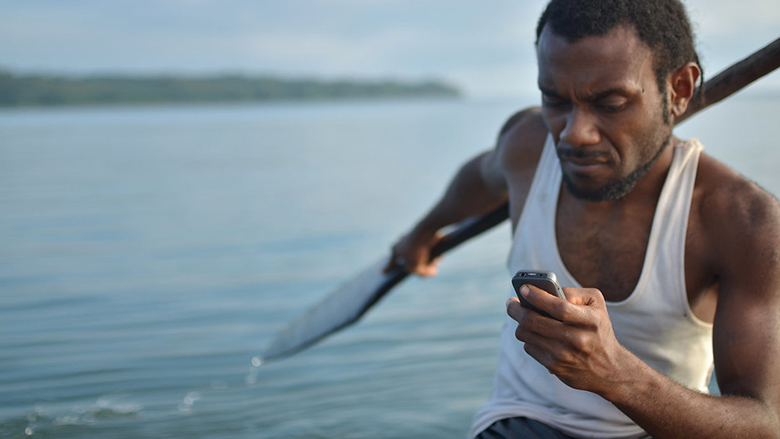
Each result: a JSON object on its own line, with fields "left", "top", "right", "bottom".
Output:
{"left": 0, "top": 70, "right": 461, "bottom": 107}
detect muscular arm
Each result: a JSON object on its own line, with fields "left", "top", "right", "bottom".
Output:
{"left": 511, "top": 166, "right": 780, "bottom": 438}
{"left": 612, "top": 178, "right": 780, "bottom": 438}
{"left": 388, "top": 107, "right": 544, "bottom": 276}
{"left": 410, "top": 146, "right": 509, "bottom": 239}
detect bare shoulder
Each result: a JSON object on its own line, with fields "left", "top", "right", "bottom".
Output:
{"left": 495, "top": 107, "right": 549, "bottom": 173}
{"left": 694, "top": 152, "right": 780, "bottom": 265}
{"left": 478, "top": 107, "right": 548, "bottom": 226}
{"left": 481, "top": 107, "right": 548, "bottom": 185}
{"left": 694, "top": 152, "right": 780, "bottom": 402}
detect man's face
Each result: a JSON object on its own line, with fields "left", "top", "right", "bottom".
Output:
{"left": 536, "top": 24, "right": 673, "bottom": 201}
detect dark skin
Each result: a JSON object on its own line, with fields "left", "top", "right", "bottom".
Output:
{"left": 387, "top": 25, "right": 780, "bottom": 438}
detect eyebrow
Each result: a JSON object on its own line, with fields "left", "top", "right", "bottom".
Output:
{"left": 538, "top": 86, "right": 630, "bottom": 102}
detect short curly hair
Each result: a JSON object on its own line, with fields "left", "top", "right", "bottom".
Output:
{"left": 536, "top": 0, "right": 703, "bottom": 94}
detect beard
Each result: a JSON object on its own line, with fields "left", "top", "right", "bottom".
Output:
{"left": 561, "top": 96, "right": 672, "bottom": 202}
{"left": 561, "top": 133, "right": 670, "bottom": 201}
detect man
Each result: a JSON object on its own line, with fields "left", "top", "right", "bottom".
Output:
{"left": 385, "top": 0, "right": 780, "bottom": 438}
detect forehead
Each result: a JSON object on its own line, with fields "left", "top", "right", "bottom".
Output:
{"left": 536, "top": 24, "right": 657, "bottom": 94}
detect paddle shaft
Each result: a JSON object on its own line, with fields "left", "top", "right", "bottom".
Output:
{"left": 427, "top": 36, "right": 780, "bottom": 255}
{"left": 678, "top": 37, "right": 780, "bottom": 124}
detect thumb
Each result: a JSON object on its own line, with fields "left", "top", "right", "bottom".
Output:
{"left": 416, "top": 256, "right": 441, "bottom": 277}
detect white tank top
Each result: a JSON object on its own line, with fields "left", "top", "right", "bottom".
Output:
{"left": 469, "top": 136, "right": 713, "bottom": 439}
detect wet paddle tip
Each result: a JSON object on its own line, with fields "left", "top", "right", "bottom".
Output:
{"left": 259, "top": 344, "right": 305, "bottom": 363}
{"left": 258, "top": 341, "right": 305, "bottom": 363}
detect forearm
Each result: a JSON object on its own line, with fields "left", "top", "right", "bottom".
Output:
{"left": 606, "top": 352, "right": 779, "bottom": 439}
{"left": 512, "top": 288, "right": 780, "bottom": 439}
{"left": 413, "top": 152, "right": 507, "bottom": 236}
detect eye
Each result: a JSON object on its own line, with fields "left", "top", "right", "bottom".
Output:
{"left": 598, "top": 104, "right": 623, "bottom": 113}
{"left": 542, "top": 94, "right": 568, "bottom": 108}
{"left": 596, "top": 98, "right": 627, "bottom": 113}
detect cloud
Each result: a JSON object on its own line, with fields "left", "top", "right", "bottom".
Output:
{"left": 686, "top": 0, "right": 780, "bottom": 35}
{"left": 0, "top": 0, "right": 777, "bottom": 97}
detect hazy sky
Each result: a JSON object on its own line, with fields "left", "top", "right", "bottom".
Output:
{"left": 1, "top": 0, "right": 778, "bottom": 97}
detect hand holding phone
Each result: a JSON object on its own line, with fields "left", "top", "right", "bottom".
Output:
{"left": 511, "top": 270, "right": 565, "bottom": 318}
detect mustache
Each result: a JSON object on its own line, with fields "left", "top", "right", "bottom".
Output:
{"left": 556, "top": 147, "right": 611, "bottom": 161}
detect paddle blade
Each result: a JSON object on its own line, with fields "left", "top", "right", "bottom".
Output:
{"left": 262, "top": 257, "right": 408, "bottom": 361}
{"left": 261, "top": 203, "right": 510, "bottom": 361}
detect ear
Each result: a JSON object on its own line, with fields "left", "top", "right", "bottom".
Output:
{"left": 668, "top": 62, "right": 701, "bottom": 118}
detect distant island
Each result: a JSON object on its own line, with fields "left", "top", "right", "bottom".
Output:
{"left": 0, "top": 70, "right": 461, "bottom": 107}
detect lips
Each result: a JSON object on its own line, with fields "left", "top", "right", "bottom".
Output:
{"left": 557, "top": 150, "right": 611, "bottom": 174}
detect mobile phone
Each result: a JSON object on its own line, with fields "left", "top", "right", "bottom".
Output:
{"left": 511, "top": 270, "right": 565, "bottom": 318}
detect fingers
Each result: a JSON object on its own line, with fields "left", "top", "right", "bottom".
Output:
{"left": 516, "top": 284, "right": 603, "bottom": 324}
{"left": 383, "top": 247, "right": 443, "bottom": 276}
{"left": 507, "top": 285, "right": 623, "bottom": 392}
{"left": 508, "top": 297, "right": 570, "bottom": 370}
{"left": 560, "top": 286, "right": 603, "bottom": 308}
{"left": 508, "top": 295, "right": 563, "bottom": 339}
{"left": 507, "top": 285, "right": 606, "bottom": 343}
{"left": 402, "top": 256, "right": 440, "bottom": 277}
{"left": 417, "top": 257, "right": 440, "bottom": 276}
{"left": 506, "top": 296, "right": 524, "bottom": 318}
{"left": 508, "top": 286, "right": 611, "bottom": 362}
{"left": 383, "top": 231, "right": 443, "bottom": 277}
{"left": 513, "top": 284, "right": 569, "bottom": 321}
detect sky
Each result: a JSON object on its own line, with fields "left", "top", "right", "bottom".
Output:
{"left": 1, "top": 0, "right": 778, "bottom": 98}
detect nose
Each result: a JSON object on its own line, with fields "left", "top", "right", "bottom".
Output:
{"left": 559, "top": 107, "right": 600, "bottom": 147}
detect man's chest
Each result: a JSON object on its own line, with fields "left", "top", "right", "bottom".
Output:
{"left": 555, "top": 201, "right": 655, "bottom": 302}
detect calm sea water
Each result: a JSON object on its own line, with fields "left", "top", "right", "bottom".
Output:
{"left": 1, "top": 94, "right": 778, "bottom": 438}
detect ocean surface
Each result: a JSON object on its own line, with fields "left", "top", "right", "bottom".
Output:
{"left": 1, "top": 94, "right": 778, "bottom": 438}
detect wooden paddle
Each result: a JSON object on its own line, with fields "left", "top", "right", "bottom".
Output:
{"left": 261, "top": 36, "right": 780, "bottom": 362}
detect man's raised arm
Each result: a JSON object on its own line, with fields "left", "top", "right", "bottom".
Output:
{"left": 384, "top": 108, "right": 546, "bottom": 277}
